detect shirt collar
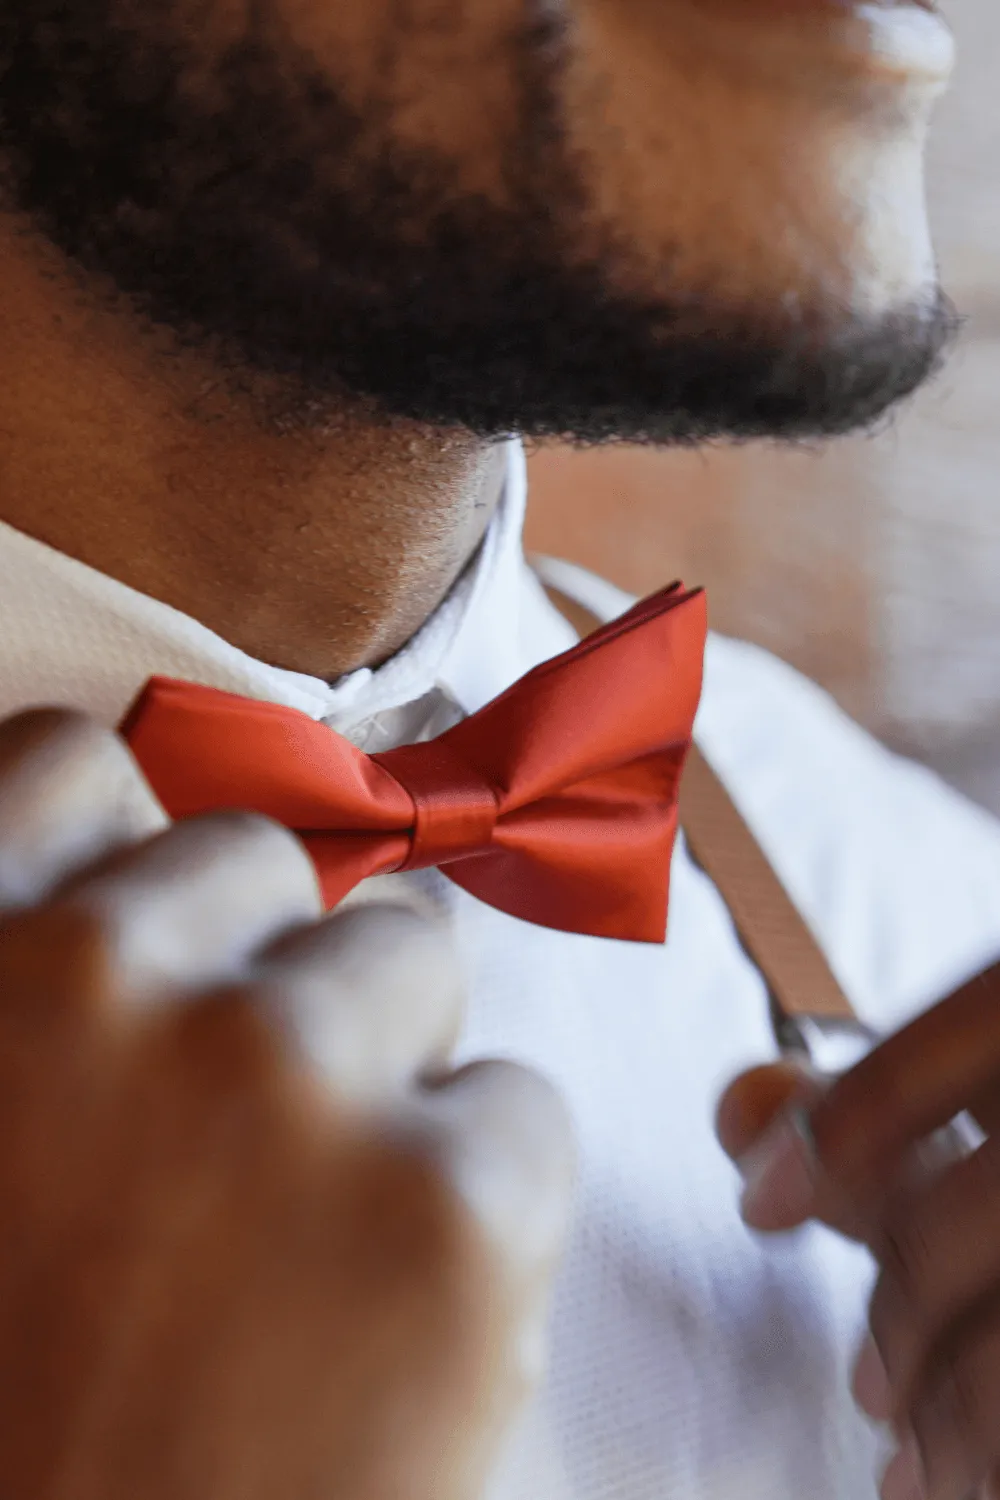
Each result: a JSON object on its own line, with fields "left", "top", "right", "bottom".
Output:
{"left": 0, "top": 439, "right": 529, "bottom": 750}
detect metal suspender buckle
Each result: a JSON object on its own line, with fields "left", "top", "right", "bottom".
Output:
{"left": 768, "top": 994, "right": 882, "bottom": 1074}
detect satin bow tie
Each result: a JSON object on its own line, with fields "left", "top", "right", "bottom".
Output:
{"left": 122, "top": 583, "right": 707, "bottom": 943}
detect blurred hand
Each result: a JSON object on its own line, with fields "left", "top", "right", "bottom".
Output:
{"left": 717, "top": 967, "right": 1000, "bottom": 1500}
{"left": 0, "top": 708, "right": 574, "bottom": 1500}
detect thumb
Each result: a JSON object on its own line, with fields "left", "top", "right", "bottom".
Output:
{"left": 715, "top": 1058, "right": 828, "bottom": 1163}
{"left": 717, "top": 1060, "right": 868, "bottom": 1238}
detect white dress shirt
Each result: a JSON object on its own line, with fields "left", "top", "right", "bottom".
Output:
{"left": 3, "top": 439, "right": 1000, "bottom": 1500}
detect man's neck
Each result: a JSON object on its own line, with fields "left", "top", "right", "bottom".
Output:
{"left": 0, "top": 219, "right": 507, "bottom": 682}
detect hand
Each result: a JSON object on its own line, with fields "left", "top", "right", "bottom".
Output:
{"left": 716, "top": 969, "right": 1000, "bottom": 1500}
{"left": 0, "top": 708, "right": 575, "bottom": 1500}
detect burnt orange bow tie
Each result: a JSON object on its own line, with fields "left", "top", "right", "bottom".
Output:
{"left": 122, "top": 583, "right": 707, "bottom": 943}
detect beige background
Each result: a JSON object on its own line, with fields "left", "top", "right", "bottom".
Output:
{"left": 525, "top": 2, "right": 1000, "bottom": 813}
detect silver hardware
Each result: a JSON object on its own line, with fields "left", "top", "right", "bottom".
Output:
{"left": 770, "top": 997, "right": 882, "bottom": 1075}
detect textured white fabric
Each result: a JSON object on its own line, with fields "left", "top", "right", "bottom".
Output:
{"left": 4, "top": 439, "right": 1000, "bottom": 1499}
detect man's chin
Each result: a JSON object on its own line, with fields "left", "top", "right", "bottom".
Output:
{"left": 205, "top": 277, "right": 958, "bottom": 445}
{"left": 376, "top": 289, "right": 960, "bottom": 447}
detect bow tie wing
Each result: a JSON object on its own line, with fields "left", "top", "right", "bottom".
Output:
{"left": 122, "top": 679, "right": 415, "bottom": 906}
{"left": 450, "top": 584, "right": 707, "bottom": 798}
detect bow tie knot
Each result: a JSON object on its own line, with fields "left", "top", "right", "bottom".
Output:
{"left": 375, "top": 741, "right": 499, "bottom": 869}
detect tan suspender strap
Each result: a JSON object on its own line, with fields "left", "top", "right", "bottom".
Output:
{"left": 678, "top": 743, "right": 858, "bottom": 1024}
{"left": 540, "top": 580, "right": 859, "bottom": 1027}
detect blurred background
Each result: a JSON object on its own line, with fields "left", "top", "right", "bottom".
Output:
{"left": 524, "top": 1, "right": 1000, "bottom": 814}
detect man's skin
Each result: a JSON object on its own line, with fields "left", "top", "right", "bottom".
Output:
{"left": 0, "top": 0, "right": 951, "bottom": 675}
{"left": 0, "top": 1, "right": 994, "bottom": 1497}
{"left": 0, "top": 225, "right": 508, "bottom": 677}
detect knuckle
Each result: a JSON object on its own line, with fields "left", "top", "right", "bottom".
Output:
{"left": 312, "top": 900, "right": 456, "bottom": 977}
{"left": 334, "top": 904, "right": 464, "bottom": 1021}
{"left": 0, "top": 710, "right": 127, "bottom": 790}
{"left": 255, "top": 903, "right": 465, "bottom": 1099}
{"left": 0, "top": 713, "right": 166, "bottom": 886}
{"left": 467, "top": 1057, "right": 570, "bottom": 1126}
{"left": 0, "top": 706, "right": 99, "bottom": 756}
{"left": 82, "top": 809, "right": 319, "bottom": 919}
{"left": 183, "top": 807, "right": 310, "bottom": 863}
{"left": 43, "top": 811, "right": 322, "bottom": 1003}
{"left": 189, "top": 810, "right": 323, "bottom": 906}
{"left": 431, "top": 1057, "right": 569, "bottom": 1145}
{"left": 0, "top": 711, "right": 121, "bottom": 801}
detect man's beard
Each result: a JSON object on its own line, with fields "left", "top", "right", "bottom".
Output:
{"left": 0, "top": 0, "right": 957, "bottom": 443}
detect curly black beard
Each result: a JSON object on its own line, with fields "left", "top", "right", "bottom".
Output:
{"left": 0, "top": 0, "right": 957, "bottom": 443}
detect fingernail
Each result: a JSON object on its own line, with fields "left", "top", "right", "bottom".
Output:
{"left": 738, "top": 1109, "right": 817, "bottom": 1227}
{"left": 852, "top": 1337, "right": 892, "bottom": 1421}
{"left": 880, "top": 1435, "right": 926, "bottom": 1500}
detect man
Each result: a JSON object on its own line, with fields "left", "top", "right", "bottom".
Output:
{"left": 0, "top": 0, "right": 998, "bottom": 1497}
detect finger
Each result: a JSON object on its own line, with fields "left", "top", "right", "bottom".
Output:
{"left": 739, "top": 1096, "right": 979, "bottom": 1239}
{"left": 253, "top": 903, "right": 465, "bottom": 1105}
{"left": 720, "top": 1061, "right": 876, "bottom": 1239}
{"left": 857, "top": 1132, "right": 1000, "bottom": 1428}
{"left": 812, "top": 964, "right": 1000, "bottom": 1199}
{"left": 902, "top": 1299, "right": 1000, "bottom": 1500}
{"left": 0, "top": 710, "right": 167, "bottom": 906}
{"left": 56, "top": 811, "right": 322, "bottom": 1004}
{"left": 416, "top": 1061, "right": 576, "bottom": 1298}
{"left": 715, "top": 1059, "right": 826, "bottom": 1161}
{"left": 737, "top": 968, "right": 1000, "bottom": 1234}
